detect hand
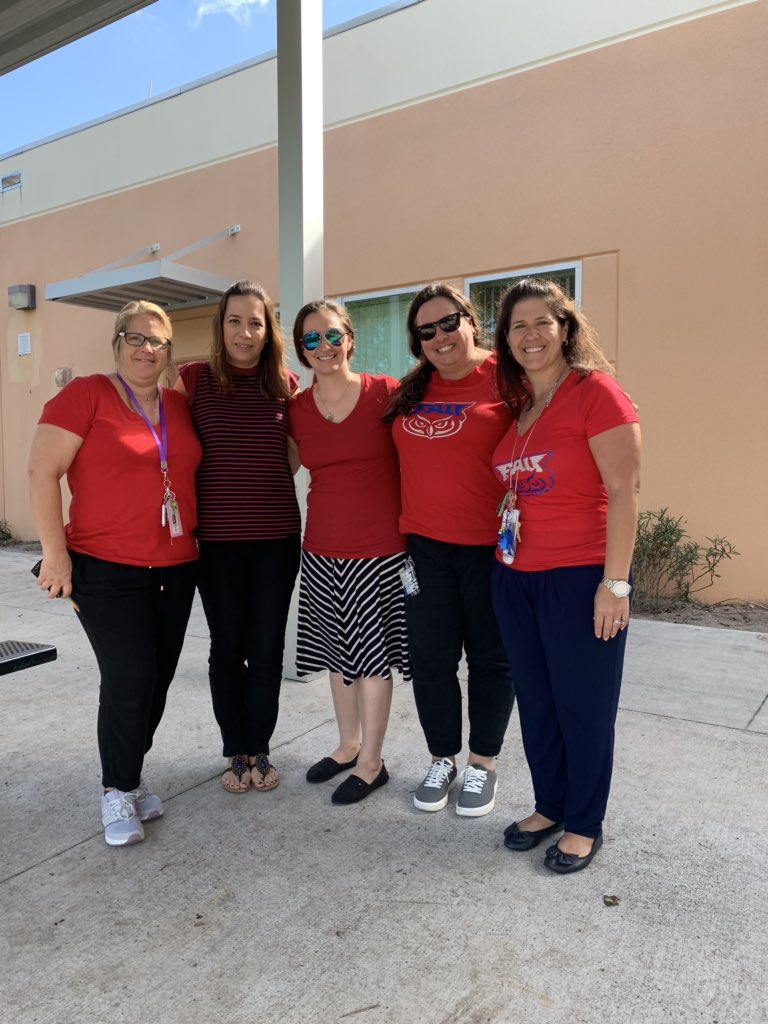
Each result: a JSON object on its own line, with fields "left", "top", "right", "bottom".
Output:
{"left": 593, "top": 586, "right": 629, "bottom": 641}
{"left": 37, "top": 551, "right": 73, "bottom": 600}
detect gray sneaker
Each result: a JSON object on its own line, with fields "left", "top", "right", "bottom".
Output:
{"left": 101, "top": 790, "right": 144, "bottom": 846}
{"left": 456, "top": 764, "right": 497, "bottom": 817}
{"left": 131, "top": 778, "right": 164, "bottom": 822}
{"left": 414, "top": 757, "right": 458, "bottom": 812}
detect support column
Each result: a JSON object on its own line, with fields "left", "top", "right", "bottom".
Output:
{"left": 277, "top": 0, "right": 324, "bottom": 680}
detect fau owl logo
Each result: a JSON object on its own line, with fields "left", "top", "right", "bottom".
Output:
{"left": 403, "top": 401, "right": 476, "bottom": 439}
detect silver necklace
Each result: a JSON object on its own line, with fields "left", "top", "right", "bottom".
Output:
{"left": 315, "top": 376, "right": 355, "bottom": 422}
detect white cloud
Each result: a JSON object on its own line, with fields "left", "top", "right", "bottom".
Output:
{"left": 195, "top": 0, "right": 270, "bottom": 28}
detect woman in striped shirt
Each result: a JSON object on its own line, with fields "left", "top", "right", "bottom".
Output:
{"left": 177, "top": 281, "right": 301, "bottom": 794}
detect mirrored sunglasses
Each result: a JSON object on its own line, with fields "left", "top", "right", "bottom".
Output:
{"left": 301, "top": 328, "right": 346, "bottom": 351}
{"left": 414, "top": 311, "right": 468, "bottom": 343}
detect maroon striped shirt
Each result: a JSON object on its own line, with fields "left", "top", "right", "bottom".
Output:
{"left": 180, "top": 361, "right": 300, "bottom": 541}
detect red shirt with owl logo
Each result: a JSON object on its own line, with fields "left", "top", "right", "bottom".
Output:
{"left": 393, "top": 354, "right": 515, "bottom": 545}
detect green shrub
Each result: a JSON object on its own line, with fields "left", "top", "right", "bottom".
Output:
{"left": 0, "top": 519, "right": 14, "bottom": 546}
{"left": 632, "top": 508, "right": 739, "bottom": 607}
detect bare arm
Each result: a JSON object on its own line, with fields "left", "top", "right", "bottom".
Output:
{"left": 28, "top": 424, "right": 84, "bottom": 599}
{"left": 287, "top": 436, "right": 301, "bottom": 476}
{"left": 588, "top": 422, "right": 641, "bottom": 640}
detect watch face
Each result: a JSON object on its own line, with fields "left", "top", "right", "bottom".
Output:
{"left": 613, "top": 581, "right": 631, "bottom": 597}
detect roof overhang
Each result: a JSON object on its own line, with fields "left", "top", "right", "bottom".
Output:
{"left": 0, "top": 1, "right": 158, "bottom": 77}
{"left": 45, "top": 260, "right": 233, "bottom": 312}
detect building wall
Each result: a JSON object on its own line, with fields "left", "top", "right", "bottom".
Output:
{"left": 1, "top": 0, "right": 766, "bottom": 599}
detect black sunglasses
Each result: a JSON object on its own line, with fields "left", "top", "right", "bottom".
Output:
{"left": 413, "top": 311, "right": 468, "bottom": 343}
{"left": 301, "top": 328, "right": 346, "bottom": 351}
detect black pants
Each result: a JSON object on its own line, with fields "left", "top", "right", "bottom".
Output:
{"left": 405, "top": 535, "right": 515, "bottom": 758}
{"left": 71, "top": 552, "right": 198, "bottom": 792}
{"left": 198, "top": 536, "right": 301, "bottom": 757}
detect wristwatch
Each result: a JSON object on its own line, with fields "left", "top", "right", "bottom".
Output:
{"left": 601, "top": 577, "right": 632, "bottom": 598}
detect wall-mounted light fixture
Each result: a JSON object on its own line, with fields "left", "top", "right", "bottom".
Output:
{"left": 1, "top": 171, "right": 22, "bottom": 192}
{"left": 8, "top": 284, "right": 36, "bottom": 310}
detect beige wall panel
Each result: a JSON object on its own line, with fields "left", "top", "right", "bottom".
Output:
{"left": 580, "top": 255, "right": 619, "bottom": 364}
{"left": 1, "top": 1, "right": 766, "bottom": 598}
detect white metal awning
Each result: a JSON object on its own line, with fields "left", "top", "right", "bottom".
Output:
{"left": 45, "top": 259, "right": 233, "bottom": 312}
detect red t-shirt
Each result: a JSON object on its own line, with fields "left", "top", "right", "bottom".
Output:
{"left": 392, "top": 354, "right": 515, "bottom": 546}
{"left": 492, "top": 371, "right": 639, "bottom": 571}
{"left": 39, "top": 375, "right": 201, "bottom": 566}
{"left": 289, "top": 374, "right": 404, "bottom": 558}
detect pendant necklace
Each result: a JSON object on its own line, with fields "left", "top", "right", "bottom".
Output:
{"left": 315, "top": 375, "right": 355, "bottom": 422}
{"left": 497, "top": 367, "right": 570, "bottom": 565}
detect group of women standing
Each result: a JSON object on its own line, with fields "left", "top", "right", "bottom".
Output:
{"left": 29, "top": 274, "right": 640, "bottom": 874}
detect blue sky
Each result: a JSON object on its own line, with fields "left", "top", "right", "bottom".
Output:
{"left": 0, "top": 0, "right": 390, "bottom": 156}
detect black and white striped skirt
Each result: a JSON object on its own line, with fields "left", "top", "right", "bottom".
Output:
{"left": 296, "top": 550, "right": 412, "bottom": 685}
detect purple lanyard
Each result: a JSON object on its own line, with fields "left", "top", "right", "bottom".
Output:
{"left": 117, "top": 374, "right": 169, "bottom": 470}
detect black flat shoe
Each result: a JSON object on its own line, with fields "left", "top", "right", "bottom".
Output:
{"left": 306, "top": 754, "right": 359, "bottom": 783}
{"left": 331, "top": 763, "right": 389, "bottom": 804}
{"left": 503, "top": 819, "right": 564, "bottom": 851}
{"left": 544, "top": 833, "right": 603, "bottom": 874}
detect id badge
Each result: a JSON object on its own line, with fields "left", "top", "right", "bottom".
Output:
{"left": 498, "top": 507, "right": 521, "bottom": 566}
{"left": 398, "top": 555, "right": 420, "bottom": 599}
{"left": 165, "top": 499, "right": 184, "bottom": 538}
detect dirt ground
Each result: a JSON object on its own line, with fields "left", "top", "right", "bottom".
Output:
{"left": 634, "top": 599, "right": 768, "bottom": 633}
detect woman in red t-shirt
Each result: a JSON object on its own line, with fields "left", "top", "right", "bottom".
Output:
{"left": 385, "top": 284, "right": 517, "bottom": 819}
{"left": 491, "top": 277, "right": 641, "bottom": 874}
{"left": 289, "top": 300, "right": 410, "bottom": 804}
{"left": 28, "top": 301, "right": 201, "bottom": 848}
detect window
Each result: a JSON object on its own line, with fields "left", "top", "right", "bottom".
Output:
{"left": 466, "top": 263, "right": 581, "bottom": 339}
{"left": 341, "top": 288, "right": 419, "bottom": 380}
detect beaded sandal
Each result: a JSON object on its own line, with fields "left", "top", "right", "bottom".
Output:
{"left": 250, "top": 752, "right": 280, "bottom": 792}
{"left": 222, "top": 753, "right": 250, "bottom": 793}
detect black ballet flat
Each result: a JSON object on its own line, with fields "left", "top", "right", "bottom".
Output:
{"left": 306, "top": 754, "right": 359, "bottom": 783}
{"left": 503, "top": 819, "right": 564, "bottom": 852}
{"left": 331, "top": 764, "right": 389, "bottom": 804}
{"left": 544, "top": 833, "right": 603, "bottom": 874}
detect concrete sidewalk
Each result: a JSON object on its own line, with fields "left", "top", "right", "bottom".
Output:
{"left": 1, "top": 545, "right": 766, "bottom": 1024}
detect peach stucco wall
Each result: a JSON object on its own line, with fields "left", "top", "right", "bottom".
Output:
{"left": 1, "top": 1, "right": 766, "bottom": 599}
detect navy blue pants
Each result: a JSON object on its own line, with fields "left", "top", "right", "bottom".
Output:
{"left": 406, "top": 535, "right": 515, "bottom": 758}
{"left": 491, "top": 562, "right": 627, "bottom": 838}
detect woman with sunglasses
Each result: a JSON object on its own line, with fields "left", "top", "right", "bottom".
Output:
{"left": 384, "top": 284, "right": 516, "bottom": 817}
{"left": 289, "top": 300, "right": 410, "bottom": 804}
{"left": 28, "top": 301, "right": 201, "bottom": 846}
{"left": 491, "top": 278, "right": 640, "bottom": 873}
{"left": 176, "top": 281, "right": 301, "bottom": 794}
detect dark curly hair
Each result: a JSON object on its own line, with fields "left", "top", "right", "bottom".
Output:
{"left": 383, "top": 283, "right": 485, "bottom": 423}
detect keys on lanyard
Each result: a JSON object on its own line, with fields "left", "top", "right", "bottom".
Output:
{"left": 117, "top": 374, "right": 184, "bottom": 540}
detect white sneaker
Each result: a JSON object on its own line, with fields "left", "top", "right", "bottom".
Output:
{"left": 130, "top": 778, "right": 164, "bottom": 822}
{"left": 101, "top": 790, "right": 144, "bottom": 846}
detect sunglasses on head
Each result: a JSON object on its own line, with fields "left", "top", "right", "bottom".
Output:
{"left": 301, "top": 328, "right": 346, "bottom": 351}
{"left": 413, "top": 311, "right": 468, "bottom": 343}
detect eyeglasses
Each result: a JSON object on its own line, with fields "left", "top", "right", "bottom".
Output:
{"left": 119, "top": 332, "right": 171, "bottom": 351}
{"left": 413, "top": 311, "right": 468, "bottom": 342}
{"left": 301, "top": 328, "right": 346, "bottom": 351}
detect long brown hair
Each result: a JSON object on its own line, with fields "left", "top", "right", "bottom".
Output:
{"left": 210, "top": 280, "right": 291, "bottom": 399}
{"left": 383, "top": 283, "right": 484, "bottom": 423}
{"left": 493, "top": 277, "right": 614, "bottom": 409}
